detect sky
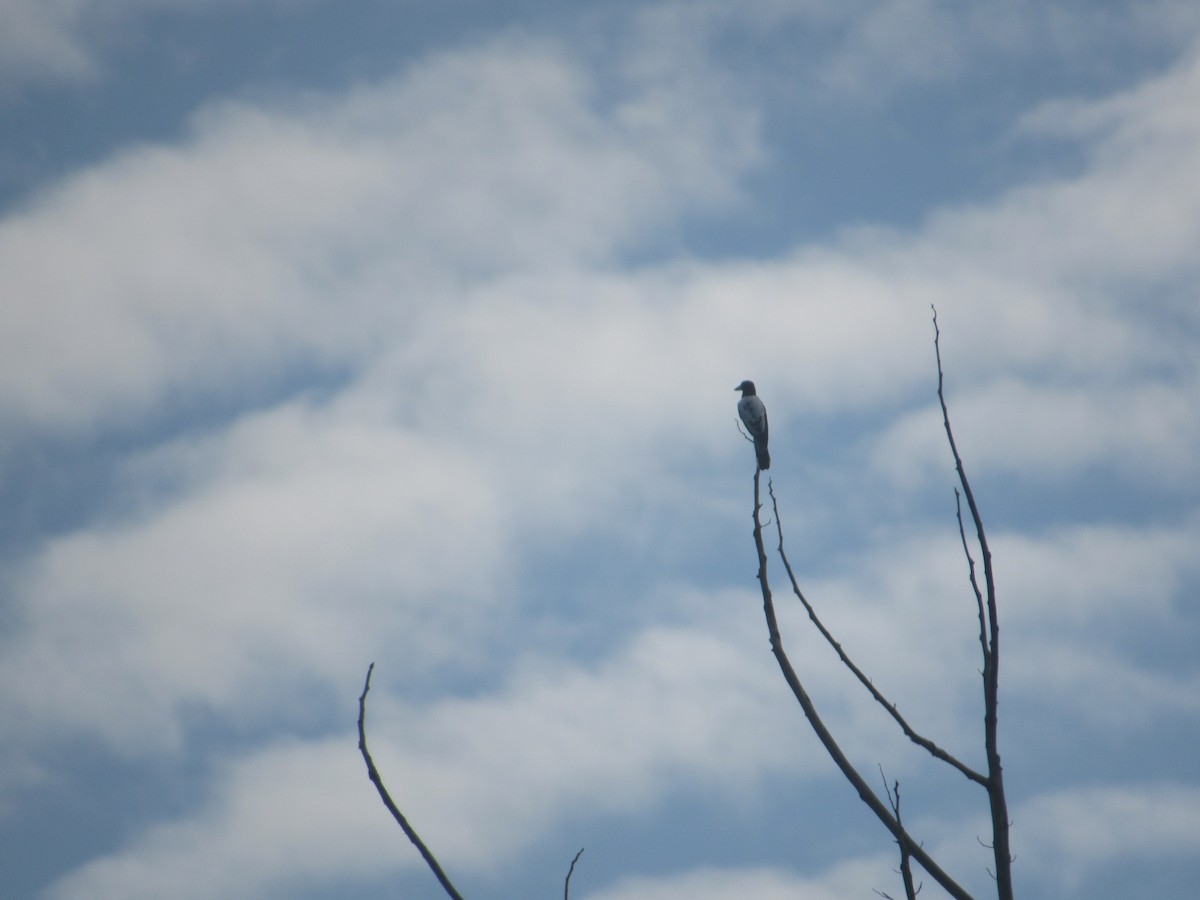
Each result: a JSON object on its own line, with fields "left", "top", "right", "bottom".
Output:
{"left": 1, "top": 1, "right": 1199, "bottom": 898}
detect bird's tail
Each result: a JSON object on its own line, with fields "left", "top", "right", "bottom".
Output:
{"left": 756, "top": 442, "right": 771, "bottom": 470}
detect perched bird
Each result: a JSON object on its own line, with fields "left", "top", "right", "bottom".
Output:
{"left": 735, "top": 380, "right": 770, "bottom": 470}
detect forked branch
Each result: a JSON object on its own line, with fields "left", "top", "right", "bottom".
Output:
{"left": 769, "top": 483, "right": 986, "bottom": 787}
{"left": 750, "top": 312, "right": 1015, "bottom": 898}
{"left": 750, "top": 470, "right": 974, "bottom": 900}
{"left": 932, "top": 307, "right": 1013, "bottom": 900}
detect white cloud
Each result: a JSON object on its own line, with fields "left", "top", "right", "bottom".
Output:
{"left": 582, "top": 858, "right": 893, "bottom": 900}
{"left": 0, "top": 33, "right": 760, "bottom": 436}
{"left": 5, "top": 7, "right": 1200, "bottom": 900}
{"left": 350, "top": 596, "right": 822, "bottom": 867}
{"left": 41, "top": 737, "right": 402, "bottom": 900}
{"left": 997, "top": 518, "right": 1200, "bottom": 627}
{"left": 1000, "top": 518, "right": 1200, "bottom": 728}
{"left": 0, "top": 29, "right": 765, "bottom": 793}
{"left": 0, "top": 398, "right": 508, "bottom": 766}
{"left": 828, "top": 52, "right": 1200, "bottom": 491}
{"left": 928, "top": 54, "right": 1200, "bottom": 290}
{"left": 635, "top": 0, "right": 1200, "bottom": 106}
{"left": 0, "top": 0, "right": 101, "bottom": 86}
{"left": 0, "top": 0, "right": 276, "bottom": 91}
{"left": 874, "top": 374, "right": 1200, "bottom": 488}
{"left": 1015, "top": 783, "right": 1200, "bottom": 891}
{"left": 831, "top": 0, "right": 1200, "bottom": 98}
{"left": 772, "top": 512, "right": 1200, "bottom": 744}
{"left": 580, "top": 782, "right": 1200, "bottom": 900}
{"left": 1010, "top": 644, "right": 1200, "bottom": 729}
{"left": 35, "top": 600, "right": 818, "bottom": 899}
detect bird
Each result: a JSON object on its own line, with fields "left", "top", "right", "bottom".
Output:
{"left": 735, "top": 380, "right": 770, "bottom": 470}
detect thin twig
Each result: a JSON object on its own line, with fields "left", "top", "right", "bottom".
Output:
{"left": 878, "top": 767, "right": 920, "bottom": 900}
{"left": 769, "top": 483, "right": 986, "bottom": 786}
{"left": 357, "top": 663, "right": 466, "bottom": 900}
{"left": 955, "top": 489, "right": 990, "bottom": 677}
{"left": 736, "top": 418, "right": 756, "bottom": 444}
{"left": 564, "top": 847, "right": 585, "bottom": 900}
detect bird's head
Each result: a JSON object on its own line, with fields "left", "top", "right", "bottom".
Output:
{"left": 735, "top": 380, "right": 757, "bottom": 396}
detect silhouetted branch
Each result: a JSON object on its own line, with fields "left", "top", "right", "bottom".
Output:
{"left": 736, "top": 418, "right": 756, "bottom": 445}
{"left": 564, "top": 847, "right": 585, "bottom": 900}
{"left": 357, "top": 663, "right": 466, "bottom": 900}
{"left": 750, "top": 470, "right": 974, "bottom": 900}
{"left": 932, "top": 307, "right": 1013, "bottom": 900}
{"left": 954, "top": 490, "right": 989, "bottom": 680}
{"left": 748, "top": 313, "right": 1018, "bottom": 898}
{"left": 769, "top": 482, "right": 986, "bottom": 787}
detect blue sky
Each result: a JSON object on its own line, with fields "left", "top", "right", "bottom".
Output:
{"left": 2, "top": 2, "right": 1200, "bottom": 898}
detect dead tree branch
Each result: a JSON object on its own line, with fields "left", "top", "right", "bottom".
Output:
{"left": 357, "top": 663, "right": 466, "bottom": 900}
{"left": 955, "top": 490, "right": 989, "bottom": 680}
{"left": 750, "top": 469, "right": 974, "bottom": 900}
{"left": 564, "top": 847, "right": 585, "bottom": 900}
{"left": 932, "top": 307, "right": 1013, "bottom": 899}
{"left": 750, "top": 312, "right": 1015, "bottom": 898}
{"left": 769, "top": 482, "right": 986, "bottom": 787}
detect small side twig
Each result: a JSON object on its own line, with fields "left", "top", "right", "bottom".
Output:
{"left": 564, "top": 847, "right": 585, "bottom": 900}
{"left": 875, "top": 767, "right": 920, "bottom": 900}
{"left": 954, "top": 489, "right": 989, "bottom": 676}
{"left": 736, "top": 417, "right": 756, "bottom": 444}
{"left": 358, "top": 663, "right": 466, "bottom": 900}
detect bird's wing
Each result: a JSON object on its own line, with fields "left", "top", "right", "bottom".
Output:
{"left": 739, "top": 396, "right": 768, "bottom": 441}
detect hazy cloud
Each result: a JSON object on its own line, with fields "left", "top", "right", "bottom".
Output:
{"left": 3, "top": 5, "right": 1199, "bottom": 900}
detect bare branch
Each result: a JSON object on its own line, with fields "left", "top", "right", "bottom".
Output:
{"left": 564, "top": 847, "right": 585, "bottom": 900}
{"left": 933, "top": 308, "right": 997, "bottom": 668}
{"left": 357, "top": 663, "right": 466, "bottom": 900}
{"left": 769, "top": 483, "right": 987, "bottom": 786}
{"left": 955, "top": 489, "right": 990, "bottom": 676}
{"left": 750, "top": 471, "right": 974, "bottom": 900}
{"left": 932, "top": 306, "right": 1013, "bottom": 900}
{"left": 736, "top": 417, "right": 755, "bottom": 444}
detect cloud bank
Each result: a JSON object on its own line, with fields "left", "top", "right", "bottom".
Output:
{"left": 2, "top": 3, "right": 1199, "bottom": 899}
